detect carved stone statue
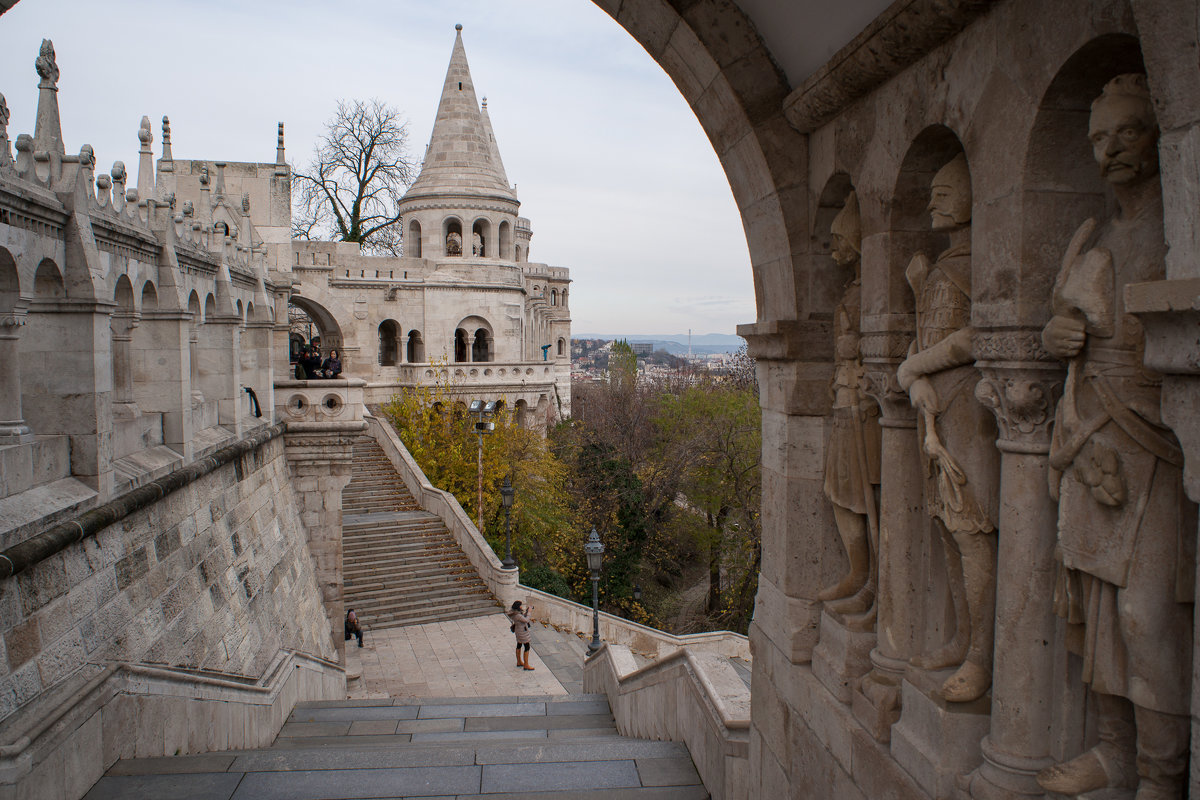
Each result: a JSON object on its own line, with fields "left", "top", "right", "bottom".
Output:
{"left": 447, "top": 230, "right": 462, "bottom": 257}
{"left": 472, "top": 231, "right": 483, "bottom": 256}
{"left": 1037, "top": 73, "right": 1194, "bottom": 800}
{"left": 896, "top": 153, "right": 999, "bottom": 703}
{"left": 819, "top": 191, "right": 881, "bottom": 629}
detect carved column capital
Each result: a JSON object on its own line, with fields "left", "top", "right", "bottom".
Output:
{"left": 973, "top": 330, "right": 1064, "bottom": 455}
{"left": 0, "top": 308, "right": 28, "bottom": 334}
{"left": 861, "top": 330, "right": 915, "bottom": 426}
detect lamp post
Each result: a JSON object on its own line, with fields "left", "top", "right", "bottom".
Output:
{"left": 500, "top": 475, "right": 516, "bottom": 569}
{"left": 468, "top": 399, "right": 497, "bottom": 532}
{"left": 584, "top": 528, "right": 605, "bottom": 656}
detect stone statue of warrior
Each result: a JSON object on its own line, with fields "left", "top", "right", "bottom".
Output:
{"left": 1037, "top": 73, "right": 1194, "bottom": 800}
{"left": 896, "top": 153, "right": 1000, "bottom": 703}
{"left": 818, "top": 191, "right": 881, "bottom": 630}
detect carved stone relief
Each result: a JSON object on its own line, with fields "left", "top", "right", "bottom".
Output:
{"left": 895, "top": 153, "right": 1000, "bottom": 704}
{"left": 1036, "top": 73, "right": 1194, "bottom": 800}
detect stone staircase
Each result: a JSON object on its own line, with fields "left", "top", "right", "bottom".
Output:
{"left": 85, "top": 694, "right": 710, "bottom": 799}
{"left": 342, "top": 437, "right": 500, "bottom": 630}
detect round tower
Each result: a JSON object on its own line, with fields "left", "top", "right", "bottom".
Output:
{"left": 399, "top": 25, "right": 520, "bottom": 261}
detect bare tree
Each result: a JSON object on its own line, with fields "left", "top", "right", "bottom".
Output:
{"left": 292, "top": 99, "right": 416, "bottom": 256}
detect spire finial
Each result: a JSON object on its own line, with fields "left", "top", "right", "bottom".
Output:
{"left": 35, "top": 39, "right": 59, "bottom": 88}
{"left": 161, "top": 115, "right": 173, "bottom": 161}
{"left": 482, "top": 96, "right": 487, "bottom": 109}
{"left": 455, "top": 23, "right": 463, "bottom": 31}
{"left": 276, "top": 121, "right": 286, "bottom": 164}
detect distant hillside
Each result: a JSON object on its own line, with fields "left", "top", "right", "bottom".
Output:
{"left": 573, "top": 333, "right": 746, "bottom": 355}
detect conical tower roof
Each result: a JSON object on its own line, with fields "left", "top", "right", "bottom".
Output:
{"left": 403, "top": 26, "right": 514, "bottom": 202}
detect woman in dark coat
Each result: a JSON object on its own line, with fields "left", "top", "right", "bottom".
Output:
{"left": 321, "top": 349, "right": 342, "bottom": 379}
{"left": 505, "top": 601, "right": 535, "bottom": 670}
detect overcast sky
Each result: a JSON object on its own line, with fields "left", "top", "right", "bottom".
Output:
{"left": 1, "top": 0, "right": 755, "bottom": 338}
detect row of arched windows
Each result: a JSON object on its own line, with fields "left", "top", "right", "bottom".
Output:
{"left": 377, "top": 320, "right": 425, "bottom": 365}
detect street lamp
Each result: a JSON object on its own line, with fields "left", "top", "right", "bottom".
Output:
{"left": 500, "top": 475, "right": 516, "bottom": 569}
{"left": 469, "top": 399, "right": 497, "bottom": 532}
{"left": 584, "top": 528, "right": 605, "bottom": 656}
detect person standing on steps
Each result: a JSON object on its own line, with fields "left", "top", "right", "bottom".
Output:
{"left": 506, "top": 601, "right": 535, "bottom": 670}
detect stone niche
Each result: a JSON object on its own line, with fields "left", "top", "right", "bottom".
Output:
{"left": 746, "top": 1, "right": 1200, "bottom": 799}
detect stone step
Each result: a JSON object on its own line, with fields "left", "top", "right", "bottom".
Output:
{"left": 344, "top": 581, "right": 493, "bottom": 606}
{"left": 343, "top": 553, "right": 475, "bottom": 574}
{"left": 90, "top": 695, "right": 709, "bottom": 799}
{"left": 344, "top": 565, "right": 481, "bottom": 588}
{"left": 361, "top": 601, "right": 503, "bottom": 630}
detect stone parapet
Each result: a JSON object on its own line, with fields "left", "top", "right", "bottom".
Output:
{"left": 585, "top": 643, "right": 750, "bottom": 800}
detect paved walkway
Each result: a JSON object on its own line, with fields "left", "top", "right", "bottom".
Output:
{"left": 347, "top": 613, "right": 592, "bottom": 699}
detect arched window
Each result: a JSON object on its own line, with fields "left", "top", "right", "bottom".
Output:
{"left": 551, "top": 289, "right": 558, "bottom": 306}
{"left": 472, "top": 218, "right": 491, "bottom": 257}
{"left": 444, "top": 218, "right": 463, "bottom": 257}
{"left": 408, "top": 219, "right": 422, "bottom": 258}
{"left": 515, "top": 245, "right": 523, "bottom": 262}
{"left": 499, "top": 220, "right": 512, "bottom": 260}
{"left": 407, "top": 330, "right": 424, "bottom": 363}
{"left": 378, "top": 320, "right": 400, "bottom": 366}
{"left": 557, "top": 337, "right": 565, "bottom": 357}
{"left": 472, "top": 328, "right": 492, "bottom": 362}
{"left": 454, "top": 328, "right": 469, "bottom": 362}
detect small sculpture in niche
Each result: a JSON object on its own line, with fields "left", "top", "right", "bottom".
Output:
{"left": 472, "top": 231, "right": 483, "bottom": 256}
{"left": 446, "top": 230, "right": 462, "bottom": 257}
{"left": 818, "top": 190, "right": 882, "bottom": 629}
{"left": 896, "top": 152, "right": 999, "bottom": 703}
{"left": 1037, "top": 73, "right": 1194, "bottom": 800}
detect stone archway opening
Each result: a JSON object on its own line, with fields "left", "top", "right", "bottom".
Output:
{"left": 288, "top": 296, "right": 344, "bottom": 359}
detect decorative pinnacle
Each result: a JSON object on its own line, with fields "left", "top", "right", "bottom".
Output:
{"left": 35, "top": 39, "right": 59, "bottom": 87}
{"left": 241, "top": 192, "right": 250, "bottom": 214}
{"left": 455, "top": 23, "right": 462, "bottom": 31}
{"left": 161, "top": 116, "right": 171, "bottom": 145}
{"left": 138, "top": 116, "right": 152, "bottom": 147}
{"left": 276, "top": 121, "right": 285, "bottom": 164}
{"left": 0, "top": 94, "right": 9, "bottom": 128}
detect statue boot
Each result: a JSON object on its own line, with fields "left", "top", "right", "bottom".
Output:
{"left": 912, "top": 523, "right": 969, "bottom": 670}
{"left": 1037, "top": 693, "right": 1136, "bottom": 795}
{"left": 818, "top": 505, "right": 870, "bottom": 603}
{"left": 1133, "top": 705, "right": 1189, "bottom": 800}
{"left": 940, "top": 530, "right": 995, "bottom": 703}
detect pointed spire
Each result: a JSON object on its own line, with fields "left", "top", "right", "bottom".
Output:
{"left": 0, "top": 93, "right": 11, "bottom": 170}
{"left": 161, "top": 115, "right": 173, "bottom": 161}
{"left": 275, "top": 122, "right": 286, "bottom": 164}
{"left": 403, "top": 25, "right": 514, "bottom": 202}
{"left": 136, "top": 116, "right": 155, "bottom": 201}
{"left": 33, "top": 39, "right": 64, "bottom": 158}
{"left": 478, "top": 95, "right": 509, "bottom": 188}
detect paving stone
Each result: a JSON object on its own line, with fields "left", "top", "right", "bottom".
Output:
{"left": 293, "top": 705, "right": 419, "bottom": 722}
{"left": 476, "top": 790, "right": 709, "bottom": 800}
{"left": 481, "top": 760, "right": 641, "bottom": 793}
{"left": 545, "top": 699, "right": 612, "bottom": 715}
{"left": 636, "top": 757, "right": 703, "bottom": 787}
{"left": 229, "top": 765, "right": 481, "bottom": 799}
{"left": 276, "top": 721, "right": 352, "bottom": 738}
{"left": 267, "top": 734, "right": 413, "bottom": 749}
{"left": 230, "top": 747, "right": 477, "bottom": 773}
{"left": 417, "top": 702, "right": 545, "bottom": 719}
{"left": 349, "top": 720, "right": 401, "bottom": 735}
{"left": 83, "top": 772, "right": 243, "bottom": 800}
{"left": 464, "top": 714, "right": 614, "bottom": 732}
{"left": 106, "top": 754, "right": 236, "bottom": 776}
{"left": 473, "top": 739, "right": 692, "bottom": 764}
{"left": 296, "top": 699, "right": 398, "bottom": 709}
{"left": 410, "top": 729, "right": 550, "bottom": 743}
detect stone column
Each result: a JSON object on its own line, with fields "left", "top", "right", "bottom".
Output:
{"left": 110, "top": 309, "right": 139, "bottom": 419}
{"left": 853, "top": 344, "right": 924, "bottom": 741}
{"left": 400, "top": 333, "right": 409, "bottom": 363}
{"left": 243, "top": 320, "right": 275, "bottom": 421}
{"left": 278, "top": 378, "right": 368, "bottom": 662}
{"left": 198, "top": 313, "right": 242, "bottom": 430}
{"left": 136, "top": 310, "right": 193, "bottom": 458}
{"left": 968, "top": 336, "right": 1063, "bottom": 800}
{"left": 0, "top": 307, "right": 33, "bottom": 442}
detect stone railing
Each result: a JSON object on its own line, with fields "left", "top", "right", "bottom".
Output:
{"left": 274, "top": 378, "right": 367, "bottom": 429}
{"left": 520, "top": 586, "right": 750, "bottom": 660}
{"left": 0, "top": 649, "right": 343, "bottom": 800}
{"left": 365, "top": 414, "right": 520, "bottom": 607}
{"left": 391, "top": 361, "right": 559, "bottom": 388}
{"left": 585, "top": 644, "right": 750, "bottom": 800}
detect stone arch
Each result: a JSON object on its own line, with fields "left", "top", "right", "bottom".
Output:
{"left": 557, "top": 337, "right": 566, "bottom": 357}
{"left": 114, "top": 275, "right": 135, "bottom": 311}
{"left": 444, "top": 216, "right": 463, "bottom": 257}
{"left": 0, "top": 248, "right": 18, "bottom": 316}
{"left": 514, "top": 398, "right": 529, "bottom": 428}
{"left": 287, "top": 295, "right": 344, "bottom": 354}
{"left": 378, "top": 319, "right": 401, "bottom": 366}
{"left": 407, "top": 329, "right": 425, "bottom": 363}
{"left": 141, "top": 281, "right": 158, "bottom": 311}
{"left": 33, "top": 258, "right": 64, "bottom": 298}
{"left": 515, "top": 244, "right": 523, "bottom": 262}
{"left": 204, "top": 293, "right": 216, "bottom": 320}
{"left": 550, "top": 288, "right": 558, "bottom": 306}
{"left": 458, "top": 315, "right": 494, "bottom": 363}
{"left": 810, "top": 172, "right": 857, "bottom": 313}
{"left": 408, "top": 218, "right": 423, "bottom": 258}
{"left": 246, "top": 301, "right": 255, "bottom": 322}
{"left": 590, "top": 0, "right": 800, "bottom": 323}
{"left": 499, "top": 220, "right": 512, "bottom": 260}
{"left": 1013, "top": 34, "right": 1146, "bottom": 329}
{"left": 236, "top": 298, "right": 244, "bottom": 321}
{"left": 472, "top": 218, "right": 491, "bottom": 257}
{"left": 454, "top": 327, "right": 469, "bottom": 362}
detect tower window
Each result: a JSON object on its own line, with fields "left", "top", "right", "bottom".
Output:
{"left": 458, "top": 82, "right": 462, "bottom": 90}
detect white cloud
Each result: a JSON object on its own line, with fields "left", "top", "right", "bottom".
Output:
{"left": 1, "top": 0, "right": 755, "bottom": 335}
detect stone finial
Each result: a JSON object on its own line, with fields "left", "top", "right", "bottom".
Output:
{"left": 214, "top": 161, "right": 226, "bottom": 197}
{"left": 276, "top": 122, "right": 285, "bottom": 164}
{"left": 241, "top": 192, "right": 250, "bottom": 214}
{"left": 161, "top": 115, "right": 173, "bottom": 161}
{"left": 198, "top": 164, "right": 209, "bottom": 186}
{"left": 482, "top": 96, "right": 487, "bottom": 109}
{"left": 95, "top": 173, "right": 112, "bottom": 207}
{"left": 182, "top": 200, "right": 194, "bottom": 217}
{"left": 111, "top": 161, "right": 127, "bottom": 212}
{"left": 455, "top": 23, "right": 463, "bottom": 31}
{"left": 138, "top": 116, "right": 152, "bottom": 149}
{"left": 0, "top": 93, "right": 10, "bottom": 169}
{"left": 0, "top": 93, "right": 9, "bottom": 129}
{"left": 35, "top": 39, "right": 59, "bottom": 87}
